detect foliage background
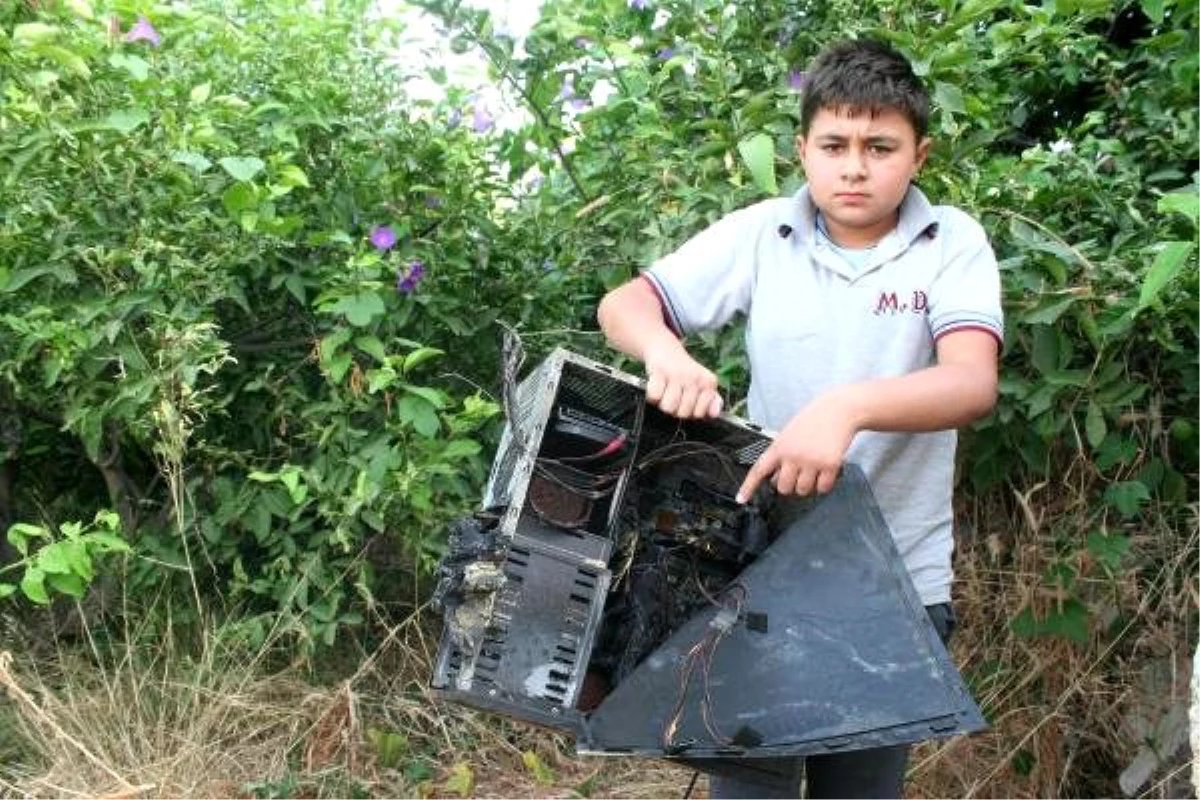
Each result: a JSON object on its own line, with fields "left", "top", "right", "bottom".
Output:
{"left": 0, "top": 0, "right": 1196, "bottom": 797}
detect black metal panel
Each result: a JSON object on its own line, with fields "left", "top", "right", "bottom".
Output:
{"left": 577, "top": 465, "right": 986, "bottom": 757}
{"left": 430, "top": 531, "right": 609, "bottom": 730}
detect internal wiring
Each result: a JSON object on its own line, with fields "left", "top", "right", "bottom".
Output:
{"left": 636, "top": 439, "right": 741, "bottom": 487}
{"left": 531, "top": 461, "right": 622, "bottom": 499}
{"left": 662, "top": 583, "right": 748, "bottom": 751}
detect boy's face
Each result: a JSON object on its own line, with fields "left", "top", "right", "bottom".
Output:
{"left": 796, "top": 106, "right": 930, "bottom": 247}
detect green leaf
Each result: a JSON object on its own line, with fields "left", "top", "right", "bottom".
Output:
{"left": 38, "top": 45, "right": 90, "bottom": 78}
{"left": 109, "top": 53, "right": 149, "bottom": 81}
{"left": 367, "top": 728, "right": 408, "bottom": 769}
{"left": 1030, "top": 325, "right": 1063, "bottom": 375}
{"left": 330, "top": 291, "right": 385, "bottom": 327}
{"left": 1104, "top": 481, "right": 1150, "bottom": 518}
{"left": 8, "top": 523, "right": 48, "bottom": 557}
{"left": 1137, "top": 241, "right": 1192, "bottom": 310}
{"left": 366, "top": 366, "right": 398, "bottom": 393}
{"left": 522, "top": 750, "right": 555, "bottom": 786}
{"left": 402, "top": 384, "right": 449, "bottom": 409}
{"left": 1084, "top": 402, "right": 1106, "bottom": 450}
{"left": 47, "top": 571, "right": 86, "bottom": 598}
{"left": 0, "top": 263, "right": 77, "bottom": 292}
{"left": 1022, "top": 297, "right": 1077, "bottom": 325}
{"left": 933, "top": 81, "right": 966, "bottom": 114}
{"left": 67, "top": 0, "right": 94, "bottom": 19}
{"left": 736, "top": 133, "right": 778, "bottom": 196}
{"left": 84, "top": 532, "right": 130, "bottom": 553}
{"left": 397, "top": 394, "right": 441, "bottom": 437}
{"left": 101, "top": 108, "right": 150, "bottom": 135}
{"left": 277, "top": 164, "right": 310, "bottom": 188}
{"left": 355, "top": 335, "right": 387, "bottom": 362}
{"left": 222, "top": 182, "right": 258, "bottom": 214}
{"left": 402, "top": 347, "right": 444, "bottom": 373}
{"left": 62, "top": 539, "right": 94, "bottom": 581}
{"left": 219, "top": 156, "right": 266, "bottom": 182}
{"left": 0, "top": 584, "right": 17, "bottom": 600}
{"left": 35, "top": 543, "right": 71, "bottom": 574}
{"left": 190, "top": 82, "right": 212, "bottom": 104}
{"left": 171, "top": 150, "right": 213, "bottom": 173}
{"left": 1085, "top": 531, "right": 1130, "bottom": 572}
{"left": 1010, "top": 599, "right": 1089, "bottom": 643}
{"left": 441, "top": 762, "right": 474, "bottom": 798}
{"left": 441, "top": 439, "right": 482, "bottom": 460}
{"left": 1157, "top": 191, "right": 1198, "bottom": 228}
{"left": 20, "top": 567, "right": 49, "bottom": 605}
{"left": 13, "top": 23, "right": 60, "bottom": 46}
{"left": 246, "top": 504, "right": 271, "bottom": 542}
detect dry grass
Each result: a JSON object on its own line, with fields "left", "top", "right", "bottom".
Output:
{"left": 0, "top": 492, "right": 1194, "bottom": 799}
{"left": 0, "top": 597, "right": 703, "bottom": 800}
{"left": 909, "top": 486, "right": 1198, "bottom": 800}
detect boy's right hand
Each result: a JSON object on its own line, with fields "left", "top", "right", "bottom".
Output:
{"left": 642, "top": 339, "right": 723, "bottom": 419}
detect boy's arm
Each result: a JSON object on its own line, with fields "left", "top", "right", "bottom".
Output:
{"left": 596, "top": 278, "right": 724, "bottom": 419}
{"left": 735, "top": 329, "right": 999, "bottom": 503}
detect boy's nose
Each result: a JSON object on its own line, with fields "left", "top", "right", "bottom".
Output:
{"left": 842, "top": 151, "right": 868, "bottom": 180}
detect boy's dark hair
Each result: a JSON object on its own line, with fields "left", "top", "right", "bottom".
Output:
{"left": 799, "top": 39, "right": 930, "bottom": 139}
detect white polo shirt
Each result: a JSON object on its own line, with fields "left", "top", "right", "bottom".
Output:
{"left": 643, "top": 185, "right": 1004, "bottom": 605}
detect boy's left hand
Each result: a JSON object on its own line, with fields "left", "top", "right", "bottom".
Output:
{"left": 735, "top": 394, "right": 858, "bottom": 503}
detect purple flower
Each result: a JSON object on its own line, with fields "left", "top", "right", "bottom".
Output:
{"left": 560, "top": 77, "right": 590, "bottom": 112}
{"left": 574, "top": 36, "right": 593, "bottom": 48}
{"left": 424, "top": 194, "right": 443, "bottom": 208}
{"left": 369, "top": 225, "right": 397, "bottom": 251}
{"left": 397, "top": 260, "right": 426, "bottom": 295}
{"left": 788, "top": 70, "right": 808, "bottom": 92}
{"left": 471, "top": 101, "right": 495, "bottom": 134}
{"left": 655, "top": 47, "right": 675, "bottom": 61}
{"left": 125, "top": 16, "right": 161, "bottom": 46}
{"left": 629, "top": 0, "right": 649, "bottom": 9}
{"left": 446, "top": 107, "right": 462, "bottom": 129}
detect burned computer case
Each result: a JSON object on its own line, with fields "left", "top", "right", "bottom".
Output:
{"left": 429, "top": 347, "right": 986, "bottom": 768}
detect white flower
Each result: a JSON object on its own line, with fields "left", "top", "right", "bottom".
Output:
{"left": 652, "top": 8, "right": 671, "bottom": 29}
{"left": 1050, "top": 138, "right": 1074, "bottom": 154}
{"left": 590, "top": 79, "right": 618, "bottom": 107}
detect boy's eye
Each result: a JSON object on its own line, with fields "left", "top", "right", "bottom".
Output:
{"left": 868, "top": 144, "right": 894, "bottom": 155}
{"left": 821, "top": 143, "right": 844, "bottom": 153}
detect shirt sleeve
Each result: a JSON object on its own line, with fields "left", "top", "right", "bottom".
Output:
{"left": 643, "top": 204, "right": 764, "bottom": 335}
{"left": 927, "top": 208, "right": 1005, "bottom": 348}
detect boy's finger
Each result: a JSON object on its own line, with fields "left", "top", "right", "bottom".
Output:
{"left": 675, "top": 386, "right": 699, "bottom": 418}
{"left": 645, "top": 372, "right": 666, "bottom": 403}
{"left": 687, "top": 388, "right": 718, "bottom": 419}
{"left": 815, "top": 467, "right": 840, "bottom": 495}
{"left": 658, "top": 382, "right": 682, "bottom": 415}
{"left": 790, "top": 467, "right": 817, "bottom": 497}
{"left": 736, "top": 451, "right": 776, "bottom": 504}
{"left": 706, "top": 392, "right": 723, "bottom": 417}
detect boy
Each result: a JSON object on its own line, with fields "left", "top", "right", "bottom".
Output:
{"left": 596, "top": 38, "right": 1004, "bottom": 798}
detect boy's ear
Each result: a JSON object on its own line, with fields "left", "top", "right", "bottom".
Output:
{"left": 795, "top": 133, "right": 808, "bottom": 170}
{"left": 914, "top": 136, "right": 932, "bottom": 172}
